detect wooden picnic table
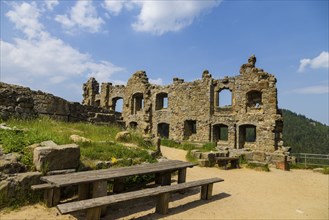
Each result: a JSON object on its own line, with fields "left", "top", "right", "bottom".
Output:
{"left": 40, "top": 160, "right": 196, "bottom": 207}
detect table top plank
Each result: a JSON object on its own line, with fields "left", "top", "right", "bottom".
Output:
{"left": 41, "top": 160, "right": 196, "bottom": 187}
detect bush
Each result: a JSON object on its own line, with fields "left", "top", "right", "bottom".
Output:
{"left": 200, "top": 142, "right": 217, "bottom": 152}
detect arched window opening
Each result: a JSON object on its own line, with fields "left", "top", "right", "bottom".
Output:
{"left": 217, "top": 89, "right": 232, "bottom": 107}
{"left": 112, "top": 97, "right": 123, "bottom": 113}
{"left": 131, "top": 93, "right": 144, "bottom": 114}
{"left": 247, "top": 91, "right": 262, "bottom": 108}
{"left": 213, "top": 124, "right": 228, "bottom": 142}
{"left": 95, "top": 100, "right": 100, "bottom": 107}
{"left": 129, "top": 121, "right": 138, "bottom": 129}
{"left": 157, "top": 123, "right": 170, "bottom": 138}
{"left": 156, "top": 93, "right": 168, "bottom": 110}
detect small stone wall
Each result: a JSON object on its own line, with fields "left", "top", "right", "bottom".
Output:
{"left": 0, "top": 82, "right": 116, "bottom": 123}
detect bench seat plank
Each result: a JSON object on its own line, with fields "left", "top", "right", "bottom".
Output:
{"left": 42, "top": 160, "right": 196, "bottom": 187}
{"left": 31, "top": 183, "right": 53, "bottom": 190}
{"left": 57, "top": 177, "right": 223, "bottom": 214}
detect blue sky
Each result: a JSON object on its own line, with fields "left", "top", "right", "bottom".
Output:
{"left": 1, "top": 0, "right": 328, "bottom": 125}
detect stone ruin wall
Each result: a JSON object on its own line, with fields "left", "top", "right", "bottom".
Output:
{"left": 0, "top": 82, "right": 116, "bottom": 123}
{"left": 83, "top": 56, "right": 284, "bottom": 153}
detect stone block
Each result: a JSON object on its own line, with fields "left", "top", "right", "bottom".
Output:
{"left": 276, "top": 161, "right": 289, "bottom": 171}
{"left": 33, "top": 143, "right": 80, "bottom": 172}
{"left": 267, "top": 153, "right": 286, "bottom": 164}
{"left": 70, "top": 134, "right": 91, "bottom": 143}
{"left": 0, "top": 172, "right": 42, "bottom": 205}
{"left": 115, "top": 131, "right": 131, "bottom": 142}
{"left": 0, "top": 153, "right": 27, "bottom": 174}
{"left": 253, "top": 151, "right": 266, "bottom": 162}
{"left": 198, "top": 159, "right": 211, "bottom": 167}
{"left": 244, "top": 152, "right": 254, "bottom": 161}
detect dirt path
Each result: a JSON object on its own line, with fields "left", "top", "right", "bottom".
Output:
{"left": 1, "top": 146, "right": 328, "bottom": 220}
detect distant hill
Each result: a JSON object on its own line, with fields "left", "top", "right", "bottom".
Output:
{"left": 282, "top": 109, "right": 329, "bottom": 154}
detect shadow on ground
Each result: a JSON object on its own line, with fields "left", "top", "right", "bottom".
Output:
{"left": 70, "top": 189, "right": 231, "bottom": 220}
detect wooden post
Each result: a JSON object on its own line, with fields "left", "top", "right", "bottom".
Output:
{"left": 78, "top": 183, "right": 90, "bottom": 200}
{"left": 44, "top": 187, "right": 60, "bottom": 207}
{"left": 155, "top": 173, "right": 161, "bottom": 184}
{"left": 178, "top": 168, "right": 187, "bottom": 183}
{"left": 156, "top": 193, "right": 170, "bottom": 214}
{"left": 86, "top": 207, "right": 101, "bottom": 220}
{"left": 92, "top": 180, "right": 108, "bottom": 216}
{"left": 201, "top": 183, "right": 213, "bottom": 200}
{"left": 161, "top": 173, "right": 172, "bottom": 186}
{"left": 113, "top": 178, "right": 125, "bottom": 193}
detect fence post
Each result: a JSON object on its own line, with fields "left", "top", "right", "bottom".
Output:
{"left": 304, "top": 154, "right": 307, "bottom": 168}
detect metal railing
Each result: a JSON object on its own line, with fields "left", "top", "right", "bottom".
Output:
{"left": 291, "top": 153, "right": 329, "bottom": 167}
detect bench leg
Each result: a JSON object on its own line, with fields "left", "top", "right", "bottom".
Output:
{"left": 156, "top": 192, "right": 170, "bottom": 214}
{"left": 78, "top": 183, "right": 90, "bottom": 200}
{"left": 113, "top": 178, "right": 125, "bottom": 193}
{"left": 201, "top": 183, "right": 214, "bottom": 200}
{"left": 162, "top": 173, "right": 172, "bottom": 186}
{"left": 156, "top": 172, "right": 171, "bottom": 186}
{"left": 178, "top": 168, "right": 187, "bottom": 183}
{"left": 86, "top": 207, "right": 101, "bottom": 220}
{"left": 231, "top": 160, "right": 239, "bottom": 168}
{"left": 92, "top": 180, "right": 108, "bottom": 216}
{"left": 44, "top": 187, "right": 60, "bottom": 207}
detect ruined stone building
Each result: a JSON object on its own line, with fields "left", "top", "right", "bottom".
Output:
{"left": 83, "top": 56, "right": 283, "bottom": 152}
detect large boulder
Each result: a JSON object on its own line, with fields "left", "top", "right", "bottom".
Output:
{"left": 33, "top": 141, "right": 80, "bottom": 172}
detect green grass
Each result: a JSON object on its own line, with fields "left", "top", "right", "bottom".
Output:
{"left": 0, "top": 116, "right": 156, "bottom": 170}
{"left": 161, "top": 138, "right": 217, "bottom": 153}
{"left": 80, "top": 142, "right": 155, "bottom": 165}
{"left": 185, "top": 150, "right": 198, "bottom": 163}
{"left": 200, "top": 142, "right": 217, "bottom": 152}
{"left": 126, "top": 130, "right": 156, "bottom": 150}
{"left": 161, "top": 138, "right": 196, "bottom": 151}
{"left": 246, "top": 162, "right": 270, "bottom": 172}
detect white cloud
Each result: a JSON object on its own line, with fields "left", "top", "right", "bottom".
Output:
{"left": 102, "top": 0, "right": 134, "bottom": 16}
{"left": 45, "top": 0, "right": 59, "bottom": 11}
{"left": 6, "top": 2, "right": 43, "bottom": 39}
{"left": 149, "top": 78, "right": 163, "bottom": 85}
{"left": 298, "top": 51, "right": 329, "bottom": 72}
{"left": 1, "top": 1, "right": 125, "bottom": 101}
{"left": 292, "top": 85, "right": 329, "bottom": 94}
{"left": 103, "top": 0, "right": 125, "bottom": 15}
{"left": 101, "top": 0, "right": 221, "bottom": 35}
{"left": 86, "top": 61, "right": 125, "bottom": 83}
{"left": 131, "top": 1, "right": 221, "bottom": 35}
{"left": 55, "top": 0, "right": 104, "bottom": 34}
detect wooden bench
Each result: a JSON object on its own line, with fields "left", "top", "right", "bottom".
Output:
{"left": 57, "top": 177, "right": 224, "bottom": 220}
{"left": 31, "top": 183, "right": 60, "bottom": 207}
{"left": 38, "top": 160, "right": 196, "bottom": 208}
{"left": 216, "top": 157, "right": 240, "bottom": 169}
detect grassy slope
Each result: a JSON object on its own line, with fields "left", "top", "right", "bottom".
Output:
{"left": 0, "top": 117, "right": 156, "bottom": 170}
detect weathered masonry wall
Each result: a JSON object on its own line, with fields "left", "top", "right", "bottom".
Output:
{"left": 0, "top": 82, "right": 115, "bottom": 123}
{"left": 83, "top": 56, "right": 283, "bottom": 152}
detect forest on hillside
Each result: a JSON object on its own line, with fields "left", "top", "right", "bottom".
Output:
{"left": 282, "top": 109, "right": 329, "bottom": 154}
